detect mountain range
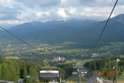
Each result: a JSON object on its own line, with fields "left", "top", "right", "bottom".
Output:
{"left": 1, "top": 14, "right": 124, "bottom": 47}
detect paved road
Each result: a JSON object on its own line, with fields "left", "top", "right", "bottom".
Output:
{"left": 86, "top": 75, "right": 97, "bottom": 83}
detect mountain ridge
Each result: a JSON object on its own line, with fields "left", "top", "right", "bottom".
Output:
{"left": 1, "top": 14, "right": 124, "bottom": 47}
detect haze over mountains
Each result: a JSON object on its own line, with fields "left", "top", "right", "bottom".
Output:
{"left": 1, "top": 14, "right": 124, "bottom": 47}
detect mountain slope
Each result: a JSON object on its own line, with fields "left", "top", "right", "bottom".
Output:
{"left": 5, "top": 14, "right": 124, "bottom": 47}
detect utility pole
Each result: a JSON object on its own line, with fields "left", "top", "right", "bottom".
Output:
{"left": 77, "top": 68, "right": 81, "bottom": 83}
{"left": 115, "top": 58, "right": 120, "bottom": 83}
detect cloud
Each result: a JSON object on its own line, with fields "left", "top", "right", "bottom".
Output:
{"left": 57, "top": 8, "right": 69, "bottom": 18}
{"left": 0, "top": 0, "right": 15, "bottom": 6}
{"left": 17, "top": 0, "right": 60, "bottom": 8}
{"left": 0, "top": 0, "right": 124, "bottom": 25}
{"left": 60, "top": 0, "right": 114, "bottom": 7}
{"left": 0, "top": 20, "right": 21, "bottom": 25}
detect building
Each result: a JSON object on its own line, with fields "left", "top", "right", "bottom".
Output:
{"left": 53, "top": 56, "right": 65, "bottom": 63}
{"left": 39, "top": 70, "right": 60, "bottom": 83}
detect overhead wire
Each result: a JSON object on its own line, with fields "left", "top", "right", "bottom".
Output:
{"left": 0, "top": 0, "right": 119, "bottom": 59}
{"left": 0, "top": 26, "right": 34, "bottom": 48}
{"left": 0, "top": 26, "right": 42, "bottom": 57}
{"left": 96, "top": 0, "right": 119, "bottom": 47}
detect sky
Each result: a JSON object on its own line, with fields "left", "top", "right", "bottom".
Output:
{"left": 0, "top": 0, "right": 124, "bottom": 26}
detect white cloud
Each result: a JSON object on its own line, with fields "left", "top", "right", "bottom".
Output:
{"left": 35, "top": 12, "right": 50, "bottom": 17}
{"left": 0, "top": 19, "right": 21, "bottom": 25}
{"left": 60, "top": 0, "right": 80, "bottom": 7}
{"left": 0, "top": 0, "right": 15, "bottom": 7}
{"left": 17, "top": 0, "right": 60, "bottom": 8}
{"left": 57, "top": 8, "right": 68, "bottom": 18}
{"left": 0, "top": 0, "right": 124, "bottom": 25}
